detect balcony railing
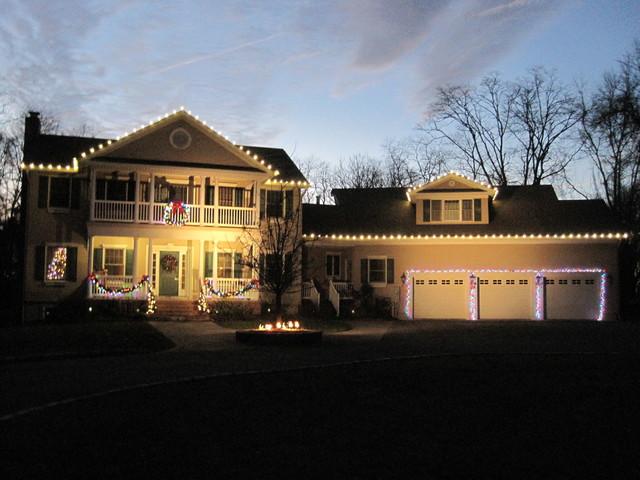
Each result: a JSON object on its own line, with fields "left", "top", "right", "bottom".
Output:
{"left": 93, "top": 200, "right": 258, "bottom": 227}
{"left": 89, "top": 274, "right": 148, "bottom": 300}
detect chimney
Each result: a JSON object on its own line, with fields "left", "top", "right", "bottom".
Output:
{"left": 24, "top": 112, "right": 41, "bottom": 156}
{"left": 316, "top": 195, "right": 320, "bottom": 205}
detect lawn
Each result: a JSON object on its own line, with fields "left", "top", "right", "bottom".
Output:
{"left": 214, "top": 317, "right": 352, "bottom": 332}
{"left": 0, "top": 321, "right": 175, "bottom": 361}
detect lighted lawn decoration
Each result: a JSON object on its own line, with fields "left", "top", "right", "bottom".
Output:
{"left": 235, "top": 319, "right": 322, "bottom": 345}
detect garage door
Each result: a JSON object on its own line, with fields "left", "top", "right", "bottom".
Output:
{"left": 477, "top": 273, "right": 534, "bottom": 320}
{"left": 545, "top": 273, "right": 601, "bottom": 320}
{"left": 413, "top": 273, "right": 468, "bottom": 319}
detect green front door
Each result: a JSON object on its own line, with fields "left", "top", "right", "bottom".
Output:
{"left": 159, "top": 251, "right": 180, "bottom": 296}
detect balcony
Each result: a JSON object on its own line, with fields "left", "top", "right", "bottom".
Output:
{"left": 93, "top": 200, "right": 257, "bottom": 227}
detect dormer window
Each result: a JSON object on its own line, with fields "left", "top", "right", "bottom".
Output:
{"left": 422, "top": 198, "right": 483, "bottom": 223}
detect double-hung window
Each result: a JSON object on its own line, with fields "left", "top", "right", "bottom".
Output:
{"left": 104, "top": 248, "right": 126, "bottom": 276}
{"left": 421, "top": 198, "right": 483, "bottom": 223}
{"left": 326, "top": 254, "right": 340, "bottom": 278}
{"left": 444, "top": 200, "right": 460, "bottom": 221}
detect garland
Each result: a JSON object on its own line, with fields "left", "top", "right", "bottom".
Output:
{"left": 88, "top": 274, "right": 157, "bottom": 315}
{"left": 197, "top": 278, "right": 259, "bottom": 313}
{"left": 164, "top": 201, "right": 190, "bottom": 226}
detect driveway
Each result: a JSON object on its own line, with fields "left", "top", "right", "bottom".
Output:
{"left": 2, "top": 320, "right": 640, "bottom": 478}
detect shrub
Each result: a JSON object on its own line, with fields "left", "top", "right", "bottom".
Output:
{"left": 211, "top": 300, "right": 254, "bottom": 322}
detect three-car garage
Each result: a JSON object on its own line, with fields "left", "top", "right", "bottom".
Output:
{"left": 411, "top": 270, "right": 605, "bottom": 320}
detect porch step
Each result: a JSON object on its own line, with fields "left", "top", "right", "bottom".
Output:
{"left": 155, "top": 300, "right": 208, "bottom": 320}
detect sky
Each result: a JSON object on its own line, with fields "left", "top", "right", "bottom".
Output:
{"left": 0, "top": 0, "right": 639, "bottom": 168}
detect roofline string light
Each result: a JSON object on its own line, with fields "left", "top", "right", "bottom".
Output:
{"left": 21, "top": 157, "right": 79, "bottom": 173}
{"left": 303, "top": 232, "right": 630, "bottom": 241}
{"left": 23, "top": 106, "right": 309, "bottom": 186}
{"left": 406, "top": 171, "right": 496, "bottom": 197}
{"left": 402, "top": 268, "right": 608, "bottom": 321}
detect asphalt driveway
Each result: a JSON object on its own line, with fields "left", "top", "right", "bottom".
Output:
{"left": 2, "top": 320, "right": 640, "bottom": 478}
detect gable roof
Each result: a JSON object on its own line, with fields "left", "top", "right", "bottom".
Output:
{"left": 22, "top": 108, "right": 308, "bottom": 183}
{"left": 408, "top": 171, "right": 496, "bottom": 200}
{"left": 303, "top": 185, "right": 625, "bottom": 237}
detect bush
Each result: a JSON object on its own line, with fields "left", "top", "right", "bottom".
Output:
{"left": 210, "top": 300, "right": 254, "bottom": 322}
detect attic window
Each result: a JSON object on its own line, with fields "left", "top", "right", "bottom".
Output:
{"left": 169, "top": 128, "right": 192, "bottom": 150}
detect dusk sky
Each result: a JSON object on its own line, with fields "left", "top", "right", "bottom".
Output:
{"left": 1, "top": 0, "right": 638, "bottom": 166}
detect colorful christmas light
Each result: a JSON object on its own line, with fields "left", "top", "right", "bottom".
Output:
{"left": 402, "top": 267, "right": 608, "bottom": 321}
{"left": 163, "top": 201, "right": 190, "bottom": 226}
{"left": 46, "top": 247, "right": 67, "bottom": 281}
{"left": 88, "top": 274, "right": 157, "bottom": 315}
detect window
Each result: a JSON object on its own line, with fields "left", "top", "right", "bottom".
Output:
{"left": 96, "top": 178, "right": 135, "bottom": 201}
{"left": 49, "top": 177, "right": 72, "bottom": 208}
{"left": 104, "top": 248, "right": 125, "bottom": 276}
{"left": 217, "top": 252, "right": 233, "bottom": 278}
{"left": 42, "top": 245, "right": 77, "bottom": 282}
{"left": 368, "top": 258, "right": 386, "bottom": 283}
{"left": 454, "top": 279, "right": 464, "bottom": 285}
{"left": 219, "top": 187, "right": 234, "bottom": 207}
{"left": 444, "top": 200, "right": 460, "bottom": 221}
{"left": 326, "top": 254, "right": 340, "bottom": 278}
{"left": 519, "top": 279, "right": 529, "bottom": 285}
{"left": 585, "top": 279, "right": 595, "bottom": 285}
{"left": 266, "top": 190, "right": 283, "bottom": 217}
{"left": 462, "top": 199, "right": 473, "bottom": 221}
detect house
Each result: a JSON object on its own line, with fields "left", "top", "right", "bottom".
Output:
{"left": 21, "top": 109, "right": 307, "bottom": 322}
{"left": 301, "top": 173, "right": 628, "bottom": 320}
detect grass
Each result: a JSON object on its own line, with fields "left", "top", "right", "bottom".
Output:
{"left": 0, "top": 321, "right": 175, "bottom": 361}
{"left": 214, "top": 317, "right": 352, "bottom": 332}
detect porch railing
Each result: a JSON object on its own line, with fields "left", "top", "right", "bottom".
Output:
{"left": 203, "top": 277, "right": 260, "bottom": 299}
{"left": 328, "top": 280, "right": 353, "bottom": 317}
{"left": 302, "top": 280, "right": 320, "bottom": 309}
{"left": 93, "top": 201, "right": 258, "bottom": 227}
{"left": 89, "top": 274, "right": 148, "bottom": 300}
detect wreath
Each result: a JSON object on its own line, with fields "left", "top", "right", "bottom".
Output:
{"left": 161, "top": 254, "right": 178, "bottom": 273}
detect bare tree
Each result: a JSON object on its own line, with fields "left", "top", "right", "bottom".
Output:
{"left": 297, "top": 155, "right": 334, "bottom": 204}
{"left": 240, "top": 186, "right": 305, "bottom": 315}
{"left": 512, "top": 68, "right": 580, "bottom": 185}
{"left": 334, "top": 154, "right": 385, "bottom": 188}
{"left": 422, "top": 74, "right": 516, "bottom": 186}
{"left": 382, "top": 137, "right": 449, "bottom": 186}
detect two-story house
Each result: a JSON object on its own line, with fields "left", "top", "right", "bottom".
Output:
{"left": 302, "top": 172, "right": 628, "bottom": 320}
{"left": 21, "top": 109, "right": 307, "bottom": 321}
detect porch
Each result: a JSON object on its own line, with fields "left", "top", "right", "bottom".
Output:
{"left": 87, "top": 235, "right": 259, "bottom": 302}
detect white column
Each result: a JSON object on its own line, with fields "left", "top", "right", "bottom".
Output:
{"left": 199, "top": 176, "right": 206, "bottom": 226}
{"left": 132, "top": 237, "right": 140, "bottom": 281}
{"left": 87, "top": 235, "right": 94, "bottom": 298}
{"left": 213, "top": 179, "right": 219, "bottom": 226}
{"left": 148, "top": 174, "right": 155, "bottom": 223}
{"left": 147, "top": 237, "right": 154, "bottom": 289}
{"left": 212, "top": 240, "right": 218, "bottom": 286}
{"left": 89, "top": 168, "right": 96, "bottom": 221}
{"left": 253, "top": 180, "right": 258, "bottom": 225}
{"left": 134, "top": 172, "right": 140, "bottom": 223}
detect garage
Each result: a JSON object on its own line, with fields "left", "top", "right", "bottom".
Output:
{"left": 477, "top": 273, "right": 534, "bottom": 320}
{"left": 544, "top": 273, "right": 602, "bottom": 320}
{"left": 413, "top": 273, "right": 468, "bottom": 319}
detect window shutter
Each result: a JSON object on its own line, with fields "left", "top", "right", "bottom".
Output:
{"left": 66, "top": 247, "right": 78, "bottom": 282}
{"left": 93, "top": 248, "right": 103, "bottom": 272}
{"left": 233, "top": 252, "right": 243, "bottom": 279}
{"left": 71, "top": 178, "right": 81, "bottom": 208}
{"left": 422, "top": 200, "right": 430, "bottom": 222}
{"left": 285, "top": 190, "right": 293, "bottom": 218}
{"left": 360, "top": 258, "right": 368, "bottom": 284}
{"left": 125, "top": 249, "right": 134, "bottom": 276}
{"left": 474, "top": 198, "right": 482, "bottom": 221}
{"left": 38, "top": 176, "right": 48, "bottom": 208}
{"left": 386, "top": 258, "right": 395, "bottom": 284}
{"left": 34, "top": 245, "right": 45, "bottom": 280}
{"left": 204, "top": 252, "right": 213, "bottom": 278}
{"left": 260, "top": 190, "right": 266, "bottom": 218}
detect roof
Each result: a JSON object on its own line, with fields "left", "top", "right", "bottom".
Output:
{"left": 303, "top": 185, "right": 624, "bottom": 236}
{"left": 25, "top": 134, "right": 307, "bottom": 182}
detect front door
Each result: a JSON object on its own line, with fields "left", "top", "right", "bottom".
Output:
{"left": 159, "top": 250, "right": 180, "bottom": 296}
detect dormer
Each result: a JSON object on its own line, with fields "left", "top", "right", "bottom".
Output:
{"left": 407, "top": 172, "right": 496, "bottom": 225}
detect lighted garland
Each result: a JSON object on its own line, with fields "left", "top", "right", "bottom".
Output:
{"left": 163, "top": 201, "right": 190, "bottom": 226}
{"left": 402, "top": 268, "right": 608, "bottom": 321}
{"left": 201, "top": 278, "right": 259, "bottom": 298}
{"left": 88, "top": 274, "right": 157, "bottom": 315}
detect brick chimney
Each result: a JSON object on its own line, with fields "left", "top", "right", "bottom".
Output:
{"left": 24, "top": 111, "right": 41, "bottom": 155}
